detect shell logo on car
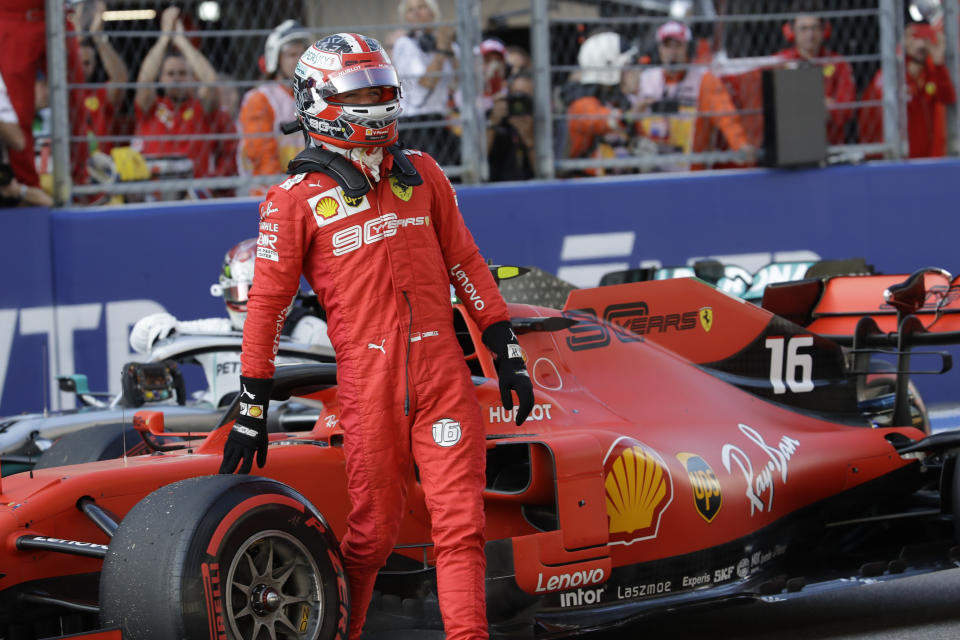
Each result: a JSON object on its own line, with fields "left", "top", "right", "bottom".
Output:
{"left": 603, "top": 438, "right": 673, "bottom": 545}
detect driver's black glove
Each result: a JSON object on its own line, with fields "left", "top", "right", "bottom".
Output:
{"left": 219, "top": 375, "right": 273, "bottom": 474}
{"left": 482, "top": 320, "right": 534, "bottom": 425}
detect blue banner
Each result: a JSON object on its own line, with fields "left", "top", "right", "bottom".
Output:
{"left": 2, "top": 159, "right": 958, "bottom": 415}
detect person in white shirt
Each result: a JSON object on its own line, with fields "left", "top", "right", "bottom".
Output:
{"left": 391, "top": 0, "right": 460, "bottom": 165}
{"left": 0, "top": 70, "right": 52, "bottom": 207}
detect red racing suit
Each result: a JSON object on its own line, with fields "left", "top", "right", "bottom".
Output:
{"left": 241, "top": 148, "right": 508, "bottom": 640}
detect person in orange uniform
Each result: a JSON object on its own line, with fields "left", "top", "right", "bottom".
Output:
{"left": 564, "top": 31, "right": 639, "bottom": 174}
{"left": 859, "top": 22, "right": 956, "bottom": 158}
{"left": 237, "top": 20, "right": 313, "bottom": 189}
{"left": 132, "top": 6, "right": 220, "bottom": 179}
{"left": 776, "top": 11, "right": 856, "bottom": 145}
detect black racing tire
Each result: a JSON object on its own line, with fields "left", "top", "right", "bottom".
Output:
{"left": 34, "top": 423, "right": 152, "bottom": 469}
{"left": 100, "top": 475, "right": 349, "bottom": 640}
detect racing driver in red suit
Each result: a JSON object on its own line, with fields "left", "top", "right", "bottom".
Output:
{"left": 218, "top": 32, "right": 534, "bottom": 640}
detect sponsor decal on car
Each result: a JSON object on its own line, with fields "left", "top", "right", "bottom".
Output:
{"left": 615, "top": 580, "right": 672, "bottom": 600}
{"left": 489, "top": 403, "right": 552, "bottom": 424}
{"left": 537, "top": 567, "right": 606, "bottom": 593}
{"left": 676, "top": 453, "right": 722, "bottom": 523}
{"left": 699, "top": 307, "right": 713, "bottom": 332}
{"left": 721, "top": 423, "right": 800, "bottom": 516}
{"left": 603, "top": 437, "right": 673, "bottom": 545}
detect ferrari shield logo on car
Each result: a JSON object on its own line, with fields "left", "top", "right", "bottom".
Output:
{"left": 676, "top": 453, "right": 722, "bottom": 523}
{"left": 699, "top": 307, "right": 713, "bottom": 332}
{"left": 603, "top": 437, "right": 673, "bottom": 545}
{"left": 390, "top": 176, "right": 413, "bottom": 202}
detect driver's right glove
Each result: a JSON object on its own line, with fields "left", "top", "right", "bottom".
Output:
{"left": 219, "top": 376, "right": 273, "bottom": 474}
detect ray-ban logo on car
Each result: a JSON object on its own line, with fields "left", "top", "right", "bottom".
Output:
{"left": 432, "top": 418, "right": 462, "bottom": 447}
{"left": 721, "top": 424, "right": 800, "bottom": 516}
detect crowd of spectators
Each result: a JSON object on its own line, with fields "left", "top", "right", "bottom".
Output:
{"left": 0, "top": 0, "right": 956, "bottom": 206}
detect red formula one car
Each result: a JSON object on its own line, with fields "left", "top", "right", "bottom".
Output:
{"left": 2, "top": 268, "right": 960, "bottom": 639}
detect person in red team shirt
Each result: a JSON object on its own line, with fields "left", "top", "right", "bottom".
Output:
{"left": 132, "top": 6, "right": 221, "bottom": 179}
{"left": 859, "top": 22, "right": 956, "bottom": 158}
{"left": 776, "top": 10, "right": 855, "bottom": 144}
{"left": 0, "top": 0, "right": 85, "bottom": 187}
{"left": 218, "top": 32, "right": 533, "bottom": 640}
{"left": 75, "top": 0, "right": 129, "bottom": 156}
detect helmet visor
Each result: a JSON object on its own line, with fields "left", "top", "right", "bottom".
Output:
{"left": 319, "top": 65, "right": 401, "bottom": 99}
{"left": 221, "top": 279, "right": 250, "bottom": 305}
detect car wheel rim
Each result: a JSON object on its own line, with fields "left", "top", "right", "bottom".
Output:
{"left": 225, "top": 529, "right": 324, "bottom": 639}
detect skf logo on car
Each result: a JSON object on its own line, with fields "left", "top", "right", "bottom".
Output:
{"left": 721, "top": 423, "right": 800, "bottom": 516}
{"left": 489, "top": 403, "right": 551, "bottom": 424}
{"left": 449, "top": 264, "right": 486, "bottom": 311}
{"left": 389, "top": 176, "right": 413, "bottom": 201}
{"left": 699, "top": 307, "right": 713, "bottom": 332}
{"left": 432, "top": 418, "right": 462, "bottom": 447}
{"left": 603, "top": 437, "right": 673, "bottom": 545}
{"left": 676, "top": 453, "right": 722, "bottom": 522}
{"left": 535, "top": 567, "right": 606, "bottom": 593}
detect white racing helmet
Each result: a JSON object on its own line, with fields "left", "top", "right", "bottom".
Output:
{"left": 263, "top": 19, "right": 314, "bottom": 75}
{"left": 578, "top": 32, "right": 638, "bottom": 86}
{"left": 211, "top": 238, "right": 257, "bottom": 330}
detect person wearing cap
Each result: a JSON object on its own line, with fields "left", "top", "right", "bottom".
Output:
{"left": 776, "top": 5, "right": 855, "bottom": 145}
{"left": 859, "top": 22, "right": 955, "bottom": 158}
{"left": 633, "top": 21, "right": 753, "bottom": 171}
{"left": 237, "top": 19, "right": 314, "bottom": 188}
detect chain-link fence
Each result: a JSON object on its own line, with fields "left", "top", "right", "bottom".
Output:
{"left": 25, "top": 0, "right": 960, "bottom": 204}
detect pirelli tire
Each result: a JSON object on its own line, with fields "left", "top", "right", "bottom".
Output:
{"left": 100, "top": 475, "right": 349, "bottom": 640}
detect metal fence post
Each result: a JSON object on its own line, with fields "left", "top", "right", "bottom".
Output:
{"left": 45, "top": 0, "right": 72, "bottom": 205}
{"left": 455, "top": 0, "right": 483, "bottom": 183}
{"left": 879, "top": 0, "right": 905, "bottom": 159}
{"left": 943, "top": 0, "right": 960, "bottom": 155}
{"left": 531, "top": 0, "right": 555, "bottom": 180}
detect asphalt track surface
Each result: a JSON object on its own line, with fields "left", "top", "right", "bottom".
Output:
{"left": 585, "top": 567, "right": 960, "bottom": 639}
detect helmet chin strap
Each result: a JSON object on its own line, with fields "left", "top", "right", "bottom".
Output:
{"left": 320, "top": 142, "right": 384, "bottom": 182}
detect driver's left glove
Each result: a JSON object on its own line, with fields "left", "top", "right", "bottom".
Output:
{"left": 219, "top": 375, "right": 273, "bottom": 474}
{"left": 482, "top": 320, "right": 534, "bottom": 425}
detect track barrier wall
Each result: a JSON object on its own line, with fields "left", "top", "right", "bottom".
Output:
{"left": 4, "top": 160, "right": 959, "bottom": 414}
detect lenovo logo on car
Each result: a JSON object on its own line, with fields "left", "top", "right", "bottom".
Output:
{"left": 535, "top": 567, "right": 606, "bottom": 593}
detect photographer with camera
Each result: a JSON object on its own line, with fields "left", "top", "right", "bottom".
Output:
{"left": 487, "top": 72, "right": 535, "bottom": 181}
{"left": 392, "top": 0, "right": 460, "bottom": 166}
